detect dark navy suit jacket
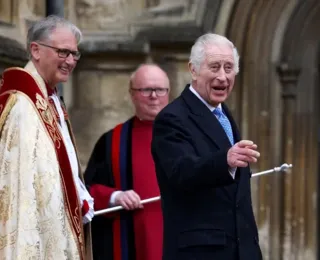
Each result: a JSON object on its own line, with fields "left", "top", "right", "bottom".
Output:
{"left": 151, "top": 85, "right": 262, "bottom": 260}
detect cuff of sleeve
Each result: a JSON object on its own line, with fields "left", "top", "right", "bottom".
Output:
{"left": 90, "top": 184, "right": 116, "bottom": 210}
{"left": 109, "top": 190, "right": 122, "bottom": 206}
{"left": 82, "top": 199, "right": 89, "bottom": 216}
{"left": 83, "top": 207, "right": 95, "bottom": 224}
{"left": 228, "top": 167, "right": 237, "bottom": 179}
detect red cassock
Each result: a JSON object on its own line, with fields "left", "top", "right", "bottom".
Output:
{"left": 132, "top": 118, "right": 163, "bottom": 260}
{"left": 85, "top": 116, "right": 163, "bottom": 260}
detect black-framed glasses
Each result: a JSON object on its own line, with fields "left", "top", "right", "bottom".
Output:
{"left": 131, "top": 87, "right": 169, "bottom": 97}
{"left": 37, "top": 42, "right": 81, "bottom": 61}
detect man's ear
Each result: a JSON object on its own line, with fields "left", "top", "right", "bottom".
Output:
{"left": 188, "top": 62, "right": 198, "bottom": 81}
{"left": 30, "top": 42, "right": 40, "bottom": 60}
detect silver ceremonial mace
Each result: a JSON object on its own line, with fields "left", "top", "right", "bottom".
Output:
{"left": 94, "top": 163, "right": 292, "bottom": 216}
{"left": 251, "top": 163, "right": 292, "bottom": 178}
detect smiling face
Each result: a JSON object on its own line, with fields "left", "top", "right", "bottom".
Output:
{"left": 189, "top": 44, "right": 236, "bottom": 107}
{"left": 30, "top": 26, "right": 78, "bottom": 88}
{"left": 130, "top": 65, "right": 170, "bottom": 121}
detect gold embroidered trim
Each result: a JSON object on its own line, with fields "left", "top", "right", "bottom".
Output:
{"left": 0, "top": 93, "right": 17, "bottom": 135}
{"left": 35, "top": 93, "right": 62, "bottom": 149}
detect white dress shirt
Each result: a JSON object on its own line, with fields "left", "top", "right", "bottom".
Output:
{"left": 50, "top": 94, "right": 94, "bottom": 223}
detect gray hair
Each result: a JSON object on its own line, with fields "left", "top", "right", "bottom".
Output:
{"left": 27, "top": 15, "right": 82, "bottom": 58}
{"left": 189, "top": 33, "right": 240, "bottom": 74}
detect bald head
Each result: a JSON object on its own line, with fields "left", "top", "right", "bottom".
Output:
{"left": 129, "top": 64, "right": 170, "bottom": 121}
{"left": 130, "top": 64, "right": 169, "bottom": 89}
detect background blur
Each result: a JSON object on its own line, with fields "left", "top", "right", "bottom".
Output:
{"left": 0, "top": 0, "right": 319, "bottom": 259}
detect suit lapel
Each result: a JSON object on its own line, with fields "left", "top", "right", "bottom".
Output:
{"left": 189, "top": 113, "right": 232, "bottom": 150}
{"left": 182, "top": 86, "right": 232, "bottom": 150}
{"left": 182, "top": 86, "right": 236, "bottom": 201}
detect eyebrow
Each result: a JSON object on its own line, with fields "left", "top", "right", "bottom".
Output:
{"left": 59, "top": 47, "right": 79, "bottom": 52}
{"left": 209, "top": 61, "right": 234, "bottom": 65}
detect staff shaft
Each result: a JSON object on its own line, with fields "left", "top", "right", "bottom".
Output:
{"left": 94, "top": 163, "right": 292, "bottom": 216}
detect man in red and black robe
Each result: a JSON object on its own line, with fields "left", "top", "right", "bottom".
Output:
{"left": 85, "top": 64, "right": 170, "bottom": 260}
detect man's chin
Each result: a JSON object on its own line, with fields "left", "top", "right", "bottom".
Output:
{"left": 210, "top": 95, "right": 227, "bottom": 105}
{"left": 147, "top": 110, "right": 160, "bottom": 119}
{"left": 57, "top": 75, "right": 69, "bottom": 83}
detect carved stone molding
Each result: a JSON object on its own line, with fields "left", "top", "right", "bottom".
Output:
{"left": 79, "top": 34, "right": 149, "bottom": 55}
{"left": 76, "top": 0, "right": 136, "bottom": 31}
{"left": 79, "top": 0, "right": 222, "bottom": 54}
{"left": 277, "top": 63, "right": 300, "bottom": 99}
{"left": 131, "top": 0, "right": 222, "bottom": 42}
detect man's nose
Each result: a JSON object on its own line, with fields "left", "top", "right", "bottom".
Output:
{"left": 216, "top": 68, "right": 227, "bottom": 81}
{"left": 150, "top": 90, "right": 157, "bottom": 98}
{"left": 66, "top": 54, "right": 76, "bottom": 64}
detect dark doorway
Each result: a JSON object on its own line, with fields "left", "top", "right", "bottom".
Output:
{"left": 317, "top": 45, "right": 320, "bottom": 260}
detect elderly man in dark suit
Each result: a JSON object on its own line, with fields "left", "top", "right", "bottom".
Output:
{"left": 151, "top": 33, "right": 262, "bottom": 260}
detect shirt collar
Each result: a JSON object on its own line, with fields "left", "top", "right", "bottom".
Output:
{"left": 189, "top": 85, "right": 222, "bottom": 112}
{"left": 46, "top": 85, "right": 57, "bottom": 96}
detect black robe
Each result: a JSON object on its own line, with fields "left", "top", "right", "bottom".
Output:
{"left": 85, "top": 118, "right": 136, "bottom": 260}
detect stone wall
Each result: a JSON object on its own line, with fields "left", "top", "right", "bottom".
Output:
{"left": 0, "top": 1, "right": 319, "bottom": 259}
{"left": 71, "top": 0, "right": 222, "bottom": 166}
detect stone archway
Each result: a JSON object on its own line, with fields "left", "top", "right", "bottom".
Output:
{"left": 278, "top": 1, "right": 320, "bottom": 259}
{"left": 226, "top": 0, "right": 320, "bottom": 259}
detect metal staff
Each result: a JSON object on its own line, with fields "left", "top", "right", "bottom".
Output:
{"left": 251, "top": 163, "right": 292, "bottom": 177}
{"left": 94, "top": 163, "right": 292, "bottom": 216}
{"left": 95, "top": 196, "right": 161, "bottom": 216}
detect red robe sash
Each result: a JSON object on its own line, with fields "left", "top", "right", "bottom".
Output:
{"left": 0, "top": 68, "right": 85, "bottom": 259}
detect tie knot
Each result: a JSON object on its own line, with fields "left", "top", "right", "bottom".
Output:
{"left": 213, "top": 107, "right": 223, "bottom": 118}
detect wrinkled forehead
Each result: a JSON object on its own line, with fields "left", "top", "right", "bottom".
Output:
{"left": 135, "top": 71, "right": 169, "bottom": 89}
{"left": 47, "top": 27, "right": 77, "bottom": 45}
{"left": 204, "top": 45, "right": 234, "bottom": 64}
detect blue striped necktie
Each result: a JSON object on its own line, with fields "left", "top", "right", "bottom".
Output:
{"left": 213, "top": 107, "right": 234, "bottom": 145}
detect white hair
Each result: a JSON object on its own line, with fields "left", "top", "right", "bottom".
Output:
{"left": 189, "top": 33, "right": 240, "bottom": 74}
{"left": 27, "top": 15, "right": 82, "bottom": 58}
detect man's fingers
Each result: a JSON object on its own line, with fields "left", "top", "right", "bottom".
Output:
{"left": 248, "top": 144, "right": 258, "bottom": 150}
{"left": 234, "top": 159, "right": 248, "bottom": 168}
{"left": 129, "top": 192, "right": 141, "bottom": 206}
{"left": 228, "top": 141, "right": 260, "bottom": 168}
{"left": 230, "top": 147, "right": 260, "bottom": 159}
{"left": 237, "top": 154, "right": 258, "bottom": 163}
{"left": 129, "top": 191, "right": 141, "bottom": 203}
{"left": 126, "top": 196, "right": 139, "bottom": 210}
{"left": 116, "top": 190, "right": 143, "bottom": 210}
{"left": 240, "top": 148, "right": 260, "bottom": 158}
{"left": 120, "top": 199, "right": 131, "bottom": 210}
{"left": 237, "top": 140, "right": 254, "bottom": 148}
{"left": 131, "top": 191, "right": 143, "bottom": 208}
{"left": 125, "top": 191, "right": 141, "bottom": 209}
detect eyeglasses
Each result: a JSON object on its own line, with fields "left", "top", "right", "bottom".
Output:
{"left": 37, "top": 42, "right": 81, "bottom": 61}
{"left": 131, "top": 88, "right": 169, "bottom": 97}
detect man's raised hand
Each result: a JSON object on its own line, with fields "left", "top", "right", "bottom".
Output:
{"left": 227, "top": 140, "right": 260, "bottom": 168}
